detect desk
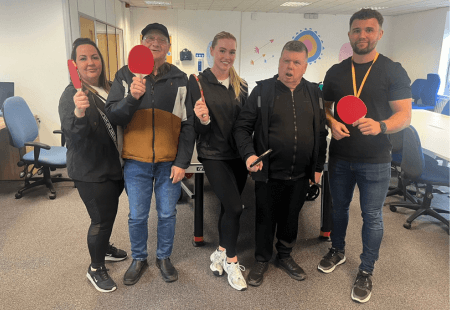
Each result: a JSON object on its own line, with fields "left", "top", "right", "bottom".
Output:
{"left": 411, "top": 110, "right": 450, "bottom": 161}
{"left": 0, "top": 116, "right": 40, "bottom": 180}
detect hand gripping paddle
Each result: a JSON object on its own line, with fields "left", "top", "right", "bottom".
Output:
{"left": 336, "top": 95, "right": 367, "bottom": 124}
{"left": 67, "top": 60, "right": 82, "bottom": 91}
{"left": 250, "top": 149, "right": 273, "bottom": 168}
{"left": 128, "top": 45, "right": 155, "bottom": 79}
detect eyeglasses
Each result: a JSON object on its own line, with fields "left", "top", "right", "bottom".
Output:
{"left": 143, "top": 35, "right": 168, "bottom": 45}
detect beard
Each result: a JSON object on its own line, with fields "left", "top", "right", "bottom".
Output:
{"left": 351, "top": 40, "right": 377, "bottom": 55}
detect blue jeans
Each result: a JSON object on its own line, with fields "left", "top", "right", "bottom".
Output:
{"left": 124, "top": 160, "right": 180, "bottom": 260}
{"left": 329, "top": 158, "right": 391, "bottom": 274}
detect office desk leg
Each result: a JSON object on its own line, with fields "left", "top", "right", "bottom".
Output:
{"left": 193, "top": 173, "right": 205, "bottom": 247}
{"left": 320, "top": 165, "right": 333, "bottom": 240}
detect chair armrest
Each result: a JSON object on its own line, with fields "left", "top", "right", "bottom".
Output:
{"left": 53, "top": 130, "right": 66, "bottom": 146}
{"left": 24, "top": 141, "right": 51, "bottom": 167}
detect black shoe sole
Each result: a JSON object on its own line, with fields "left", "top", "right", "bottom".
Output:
{"left": 123, "top": 263, "right": 148, "bottom": 286}
{"left": 275, "top": 260, "right": 306, "bottom": 281}
{"left": 247, "top": 278, "right": 263, "bottom": 287}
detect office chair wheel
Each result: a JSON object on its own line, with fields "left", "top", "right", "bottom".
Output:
{"left": 49, "top": 193, "right": 56, "bottom": 200}
{"left": 19, "top": 171, "right": 26, "bottom": 178}
{"left": 15, "top": 193, "right": 23, "bottom": 199}
{"left": 403, "top": 222, "right": 411, "bottom": 229}
{"left": 389, "top": 206, "right": 397, "bottom": 212}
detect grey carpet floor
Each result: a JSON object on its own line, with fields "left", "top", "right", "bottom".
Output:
{"left": 0, "top": 170, "right": 448, "bottom": 310}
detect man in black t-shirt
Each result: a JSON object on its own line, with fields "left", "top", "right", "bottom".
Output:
{"left": 317, "top": 9, "right": 412, "bottom": 303}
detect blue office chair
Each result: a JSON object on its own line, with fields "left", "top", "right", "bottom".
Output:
{"left": 420, "top": 74, "right": 440, "bottom": 109}
{"left": 411, "top": 79, "right": 426, "bottom": 105}
{"left": 389, "top": 125, "right": 449, "bottom": 230}
{"left": 2, "top": 96, "right": 72, "bottom": 199}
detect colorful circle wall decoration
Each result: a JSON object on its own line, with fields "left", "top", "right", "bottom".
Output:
{"left": 292, "top": 28, "right": 324, "bottom": 64}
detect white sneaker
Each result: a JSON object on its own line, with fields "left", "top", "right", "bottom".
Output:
{"left": 223, "top": 261, "right": 247, "bottom": 291}
{"left": 210, "top": 248, "right": 226, "bottom": 276}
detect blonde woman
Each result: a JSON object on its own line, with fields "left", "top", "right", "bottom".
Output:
{"left": 189, "top": 31, "right": 248, "bottom": 291}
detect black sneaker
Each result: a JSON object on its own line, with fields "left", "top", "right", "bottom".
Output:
{"left": 351, "top": 270, "right": 373, "bottom": 303}
{"left": 86, "top": 265, "right": 117, "bottom": 292}
{"left": 318, "top": 247, "right": 346, "bottom": 273}
{"left": 105, "top": 244, "right": 128, "bottom": 262}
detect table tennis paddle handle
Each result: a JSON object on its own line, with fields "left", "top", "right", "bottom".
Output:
{"left": 250, "top": 149, "right": 273, "bottom": 168}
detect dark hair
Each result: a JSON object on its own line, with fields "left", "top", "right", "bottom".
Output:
{"left": 70, "top": 38, "right": 110, "bottom": 92}
{"left": 281, "top": 40, "right": 308, "bottom": 57}
{"left": 350, "top": 9, "right": 384, "bottom": 29}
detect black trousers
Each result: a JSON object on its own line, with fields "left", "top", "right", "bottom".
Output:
{"left": 254, "top": 177, "right": 309, "bottom": 262}
{"left": 74, "top": 179, "right": 124, "bottom": 268}
{"left": 201, "top": 158, "right": 248, "bottom": 258}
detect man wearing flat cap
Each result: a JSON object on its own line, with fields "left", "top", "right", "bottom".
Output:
{"left": 106, "top": 23, "right": 195, "bottom": 285}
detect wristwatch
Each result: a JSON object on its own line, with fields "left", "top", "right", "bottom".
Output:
{"left": 378, "top": 121, "right": 387, "bottom": 134}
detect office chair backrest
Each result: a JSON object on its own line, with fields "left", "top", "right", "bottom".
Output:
{"left": 411, "top": 79, "right": 426, "bottom": 102}
{"left": 3, "top": 96, "right": 39, "bottom": 148}
{"left": 420, "top": 74, "right": 440, "bottom": 106}
{"left": 401, "top": 125, "right": 425, "bottom": 180}
{"left": 389, "top": 129, "right": 404, "bottom": 153}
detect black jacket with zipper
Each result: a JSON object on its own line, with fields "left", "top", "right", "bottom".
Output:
{"left": 59, "top": 83, "right": 122, "bottom": 182}
{"left": 189, "top": 68, "right": 248, "bottom": 161}
{"left": 233, "top": 75, "right": 328, "bottom": 182}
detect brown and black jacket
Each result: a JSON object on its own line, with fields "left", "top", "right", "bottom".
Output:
{"left": 105, "top": 63, "right": 195, "bottom": 169}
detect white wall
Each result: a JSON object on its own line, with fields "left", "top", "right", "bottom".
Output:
{"left": 391, "top": 8, "right": 448, "bottom": 92}
{"left": 240, "top": 12, "right": 394, "bottom": 90}
{"left": 0, "top": 0, "right": 68, "bottom": 146}
{"left": 0, "top": 0, "right": 131, "bottom": 145}
{"left": 130, "top": 9, "right": 242, "bottom": 75}
{"left": 129, "top": 9, "right": 395, "bottom": 90}
{"left": 437, "top": 10, "right": 450, "bottom": 95}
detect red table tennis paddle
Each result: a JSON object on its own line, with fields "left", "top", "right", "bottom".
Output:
{"left": 336, "top": 95, "right": 367, "bottom": 124}
{"left": 67, "top": 60, "right": 82, "bottom": 91}
{"left": 192, "top": 74, "right": 207, "bottom": 118}
{"left": 128, "top": 45, "right": 154, "bottom": 79}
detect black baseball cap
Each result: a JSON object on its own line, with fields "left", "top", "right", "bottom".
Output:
{"left": 141, "top": 23, "right": 170, "bottom": 43}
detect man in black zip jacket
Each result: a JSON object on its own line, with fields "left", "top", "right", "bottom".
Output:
{"left": 233, "top": 40, "right": 328, "bottom": 287}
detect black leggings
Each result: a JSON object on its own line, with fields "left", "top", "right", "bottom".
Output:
{"left": 74, "top": 179, "right": 124, "bottom": 268}
{"left": 201, "top": 158, "right": 248, "bottom": 258}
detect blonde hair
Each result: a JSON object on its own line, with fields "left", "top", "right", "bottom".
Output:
{"left": 211, "top": 31, "right": 247, "bottom": 99}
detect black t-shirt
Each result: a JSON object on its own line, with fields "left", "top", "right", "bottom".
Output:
{"left": 323, "top": 54, "right": 411, "bottom": 163}
{"left": 268, "top": 79, "right": 314, "bottom": 180}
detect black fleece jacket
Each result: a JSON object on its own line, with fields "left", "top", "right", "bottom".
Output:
{"left": 189, "top": 68, "right": 248, "bottom": 160}
{"left": 233, "top": 76, "right": 328, "bottom": 182}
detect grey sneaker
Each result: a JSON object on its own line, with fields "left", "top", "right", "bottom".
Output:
{"left": 86, "top": 265, "right": 117, "bottom": 293}
{"left": 318, "top": 247, "right": 346, "bottom": 273}
{"left": 223, "top": 261, "right": 247, "bottom": 291}
{"left": 351, "top": 270, "right": 373, "bottom": 303}
{"left": 210, "top": 248, "right": 226, "bottom": 276}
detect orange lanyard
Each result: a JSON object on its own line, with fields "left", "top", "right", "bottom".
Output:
{"left": 351, "top": 53, "right": 379, "bottom": 98}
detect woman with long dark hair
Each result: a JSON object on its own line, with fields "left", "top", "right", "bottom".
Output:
{"left": 59, "top": 38, "right": 127, "bottom": 293}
